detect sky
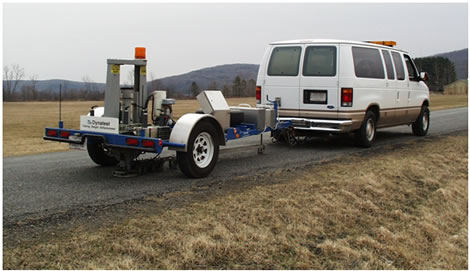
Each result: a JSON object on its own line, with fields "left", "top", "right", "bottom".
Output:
{"left": 3, "top": 2, "right": 468, "bottom": 83}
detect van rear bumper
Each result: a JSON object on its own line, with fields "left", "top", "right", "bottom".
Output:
{"left": 278, "top": 117, "right": 353, "bottom": 132}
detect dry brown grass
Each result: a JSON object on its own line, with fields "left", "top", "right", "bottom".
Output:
{"left": 3, "top": 134, "right": 467, "bottom": 269}
{"left": 2, "top": 98, "right": 256, "bottom": 157}
{"left": 430, "top": 94, "right": 467, "bottom": 110}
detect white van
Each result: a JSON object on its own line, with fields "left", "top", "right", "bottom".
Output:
{"left": 256, "top": 39, "right": 430, "bottom": 147}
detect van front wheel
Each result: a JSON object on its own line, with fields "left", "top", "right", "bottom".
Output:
{"left": 355, "top": 111, "right": 377, "bottom": 148}
{"left": 412, "top": 106, "right": 430, "bottom": 136}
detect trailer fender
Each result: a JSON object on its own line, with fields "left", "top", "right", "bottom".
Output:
{"left": 168, "top": 113, "right": 226, "bottom": 152}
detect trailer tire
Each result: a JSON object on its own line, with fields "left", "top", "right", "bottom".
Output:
{"left": 87, "top": 138, "right": 119, "bottom": 166}
{"left": 177, "top": 120, "right": 219, "bottom": 178}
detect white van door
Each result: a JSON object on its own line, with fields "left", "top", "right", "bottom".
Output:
{"left": 391, "top": 51, "right": 408, "bottom": 123}
{"left": 299, "top": 45, "right": 339, "bottom": 115}
{"left": 404, "top": 54, "right": 423, "bottom": 122}
{"left": 263, "top": 45, "right": 302, "bottom": 113}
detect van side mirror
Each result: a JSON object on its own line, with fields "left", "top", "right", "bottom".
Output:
{"left": 420, "top": 72, "right": 429, "bottom": 82}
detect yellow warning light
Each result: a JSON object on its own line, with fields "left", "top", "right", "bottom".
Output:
{"left": 135, "top": 47, "right": 146, "bottom": 59}
{"left": 366, "top": 41, "right": 397, "bottom": 47}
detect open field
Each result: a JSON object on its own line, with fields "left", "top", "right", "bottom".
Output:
{"left": 3, "top": 133, "right": 467, "bottom": 269}
{"left": 429, "top": 94, "right": 468, "bottom": 110}
{"left": 2, "top": 97, "right": 256, "bottom": 157}
{"left": 2, "top": 95, "right": 467, "bottom": 157}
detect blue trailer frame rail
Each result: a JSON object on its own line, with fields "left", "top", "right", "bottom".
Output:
{"left": 44, "top": 127, "right": 185, "bottom": 154}
{"left": 225, "top": 120, "right": 292, "bottom": 141}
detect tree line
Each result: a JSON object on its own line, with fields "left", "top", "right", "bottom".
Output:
{"left": 413, "top": 56, "right": 457, "bottom": 92}
{"left": 189, "top": 76, "right": 256, "bottom": 98}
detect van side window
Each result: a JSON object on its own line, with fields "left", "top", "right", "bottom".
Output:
{"left": 404, "top": 54, "right": 419, "bottom": 81}
{"left": 267, "top": 47, "right": 302, "bottom": 76}
{"left": 381, "top": 50, "right": 395, "bottom": 80}
{"left": 352, "top": 47, "right": 385, "bottom": 79}
{"left": 302, "top": 46, "right": 337, "bottom": 76}
{"left": 391, "top": 52, "right": 405, "bottom": 80}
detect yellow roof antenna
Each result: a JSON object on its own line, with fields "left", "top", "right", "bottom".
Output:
{"left": 365, "top": 41, "right": 397, "bottom": 47}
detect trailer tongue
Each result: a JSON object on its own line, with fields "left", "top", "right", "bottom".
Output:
{"left": 44, "top": 47, "right": 292, "bottom": 178}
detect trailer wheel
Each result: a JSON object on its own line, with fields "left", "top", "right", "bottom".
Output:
{"left": 87, "top": 138, "right": 119, "bottom": 166}
{"left": 177, "top": 121, "right": 219, "bottom": 178}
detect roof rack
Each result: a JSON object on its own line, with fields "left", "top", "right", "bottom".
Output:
{"left": 365, "top": 41, "right": 397, "bottom": 47}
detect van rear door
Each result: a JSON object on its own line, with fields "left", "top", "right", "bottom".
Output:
{"left": 263, "top": 45, "right": 302, "bottom": 115}
{"left": 299, "top": 45, "right": 338, "bottom": 116}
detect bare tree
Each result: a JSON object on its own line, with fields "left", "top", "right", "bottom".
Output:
{"left": 127, "top": 69, "right": 134, "bottom": 86}
{"left": 30, "top": 74, "right": 38, "bottom": 100}
{"left": 3, "top": 64, "right": 25, "bottom": 101}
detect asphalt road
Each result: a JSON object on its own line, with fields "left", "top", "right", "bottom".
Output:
{"left": 3, "top": 107, "right": 468, "bottom": 224}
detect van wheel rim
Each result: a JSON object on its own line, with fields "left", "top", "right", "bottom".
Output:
{"left": 422, "top": 112, "right": 429, "bottom": 131}
{"left": 366, "top": 119, "right": 375, "bottom": 141}
{"left": 192, "top": 132, "right": 214, "bottom": 168}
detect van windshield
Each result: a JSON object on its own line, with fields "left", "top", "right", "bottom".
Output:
{"left": 267, "top": 46, "right": 301, "bottom": 76}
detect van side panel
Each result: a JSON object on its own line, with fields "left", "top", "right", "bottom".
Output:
{"left": 339, "top": 44, "right": 396, "bottom": 128}
{"left": 256, "top": 46, "right": 272, "bottom": 105}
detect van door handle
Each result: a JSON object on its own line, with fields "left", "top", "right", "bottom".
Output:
{"left": 396, "top": 92, "right": 400, "bottom": 101}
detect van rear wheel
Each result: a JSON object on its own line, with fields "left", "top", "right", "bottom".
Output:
{"left": 355, "top": 111, "right": 377, "bottom": 148}
{"left": 412, "top": 106, "right": 430, "bottom": 136}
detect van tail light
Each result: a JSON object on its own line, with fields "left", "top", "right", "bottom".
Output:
{"left": 341, "top": 88, "right": 353, "bottom": 107}
{"left": 256, "top": 86, "right": 261, "bottom": 104}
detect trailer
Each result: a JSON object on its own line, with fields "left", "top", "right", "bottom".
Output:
{"left": 44, "top": 47, "right": 292, "bottom": 178}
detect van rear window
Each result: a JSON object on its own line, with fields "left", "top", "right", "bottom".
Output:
{"left": 352, "top": 47, "right": 385, "bottom": 79}
{"left": 302, "top": 46, "right": 337, "bottom": 76}
{"left": 267, "top": 46, "right": 301, "bottom": 76}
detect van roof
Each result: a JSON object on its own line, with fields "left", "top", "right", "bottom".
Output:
{"left": 270, "top": 39, "right": 408, "bottom": 53}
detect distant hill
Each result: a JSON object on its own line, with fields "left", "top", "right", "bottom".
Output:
{"left": 8, "top": 64, "right": 259, "bottom": 94}
{"left": 6, "top": 49, "right": 466, "bottom": 98}
{"left": 149, "top": 63, "right": 260, "bottom": 94}
{"left": 434, "top": 48, "right": 468, "bottom": 79}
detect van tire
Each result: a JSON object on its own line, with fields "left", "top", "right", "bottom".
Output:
{"left": 87, "top": 138, "right": 119, "bottom": 166}
{"left": 177, "top": 120, "right": 219, "bottom": 178}
{"left": 412, "top": 106, "right": 430, "bottom": 136}
{"left": 355, "top": 111, "right": 377, "bottom": 148}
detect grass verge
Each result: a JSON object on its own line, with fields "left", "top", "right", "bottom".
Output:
{"left": 3, "top": 133, "right": 467, "bottom": 269}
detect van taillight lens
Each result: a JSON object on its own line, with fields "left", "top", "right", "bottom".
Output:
{"left": 46, "top": 129, "right": 57, "bottom": 137}
{"left": 256, "top": 86, "right": 261, "bottom": 103}
{"left": 126, "top": 138, "right": 139, "bottom": 146}
{"left": 341, "top": 88, "right": 353, "bottom": 107}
